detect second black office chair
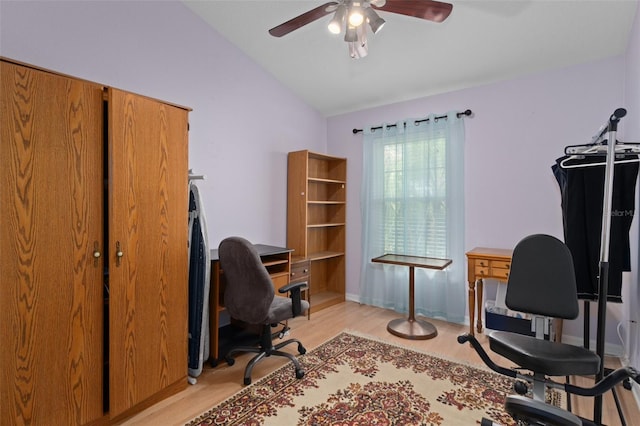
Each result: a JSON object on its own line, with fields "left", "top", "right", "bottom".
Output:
{"left": 218, "top": 236, "right": 309, "bottom": 385}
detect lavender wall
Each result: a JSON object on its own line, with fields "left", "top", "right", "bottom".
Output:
{"left": 0, "top": 0, "right": 326, "bottom": 247}
{"left": 327, "top": 56, "right": 637, "bottom": 351}
{"left": 2, "top": 0, "right": 638, "bottom": 356}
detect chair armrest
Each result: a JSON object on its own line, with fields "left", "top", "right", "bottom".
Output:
{"left": 278, "top": 281, "right": 308, "bottom": 317}
{"left": 278, "top": 281, "right": 308, "bottom": 294}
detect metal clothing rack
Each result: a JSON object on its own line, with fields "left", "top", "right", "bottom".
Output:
{"left": 561, "top": 108, "right": 639, "bottom": 424}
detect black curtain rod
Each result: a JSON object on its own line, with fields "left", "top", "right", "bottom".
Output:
{"left": 352, "top": 109, "right": 473, "bottom": 134}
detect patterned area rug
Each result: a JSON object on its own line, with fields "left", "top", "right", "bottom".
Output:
{"left": 186, "top": 332, "right": 563, "bottom": 425}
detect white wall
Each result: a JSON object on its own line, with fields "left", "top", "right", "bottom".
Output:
{"left": 623, "top": 1, "right": 640, "bottom": 378}
{"left": 0, "top": 0, "right": 327, "bottom": 248}
{"left": 328, "top": 55, "right": 637, "bottom": 353}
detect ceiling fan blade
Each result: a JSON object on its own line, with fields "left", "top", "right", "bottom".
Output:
{"left": 373, "top": 0, "right": 453, "bottom": 23}
{"left": 269, "top": 2, "right": 339, "bottom": 37}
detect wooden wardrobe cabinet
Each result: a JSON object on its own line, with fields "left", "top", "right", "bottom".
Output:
{"left": 0, "top": 59, "right": 189, "bottom": 425}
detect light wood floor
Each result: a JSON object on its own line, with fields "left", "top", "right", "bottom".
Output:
{"left": 118, "top": 302, "right": 639, "bottom": 426}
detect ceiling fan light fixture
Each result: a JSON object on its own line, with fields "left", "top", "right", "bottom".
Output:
{"left": 348, "top": 40, "right": 368, "bottom": 59}
{"left": 357, "top": 20, "right": 368, "bottom": 46}
{"left": 365, "top": 7, "right": 385, "bottom": 34}
{"left": 344, "top": 24, "right": 358, "bottom": 42}
{"left": 268, "top": 0, "right": 453, "bottom": 59}
{"left": 328, "top": 4, "right": 347, "bottom": 34}
{"left": 348, "top": 3, "right": 364, "bottom": 27}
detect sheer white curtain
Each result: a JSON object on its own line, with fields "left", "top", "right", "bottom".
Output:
{"left": 359, "top": 112, "right": 466, "bottom": 323}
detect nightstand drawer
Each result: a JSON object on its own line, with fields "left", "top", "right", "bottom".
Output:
{"left": 476, "top": 266, "right": 490, "bottom": 276}
{"left": 492, "top": 260, "right": 511, "bottom": 270}
{"left": 492, "top": 268, "right": 510, "bottom": 280}
{"left": 475, "top": 259, "right": 490, "bottom": 268}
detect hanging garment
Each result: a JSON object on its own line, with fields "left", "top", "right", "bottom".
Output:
{"left": 552, "top": 155, "right": 638, "bottom": 302}
{"left": 188, "top": 182, "right": 211, "bottom": 379}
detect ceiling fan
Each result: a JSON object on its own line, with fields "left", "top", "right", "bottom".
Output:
{"left": 269, "top": 0, "right": 453, "bottom": 59}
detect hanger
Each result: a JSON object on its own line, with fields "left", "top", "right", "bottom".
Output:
{"left": 560, "top": 142, "right": 640, "bottom": 169}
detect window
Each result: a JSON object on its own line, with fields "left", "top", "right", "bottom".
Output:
{"left": 379, "top": 137, "right": 447, "bottom": 258}
{"left": 360, "top": 113, "right": 466, "bottom": 321}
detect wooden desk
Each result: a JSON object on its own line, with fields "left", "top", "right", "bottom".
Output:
{"left": 209, "top": 244, "right": 292, "bottom": 364}
{"left": 465, "top": 247, "right": 513, "bottom": 336}
{"left": 371, "top": 254, "right": 452, "bottom": 340}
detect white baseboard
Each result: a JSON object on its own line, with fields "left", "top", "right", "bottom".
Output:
{"left": 560, "top": 334, "right": 624, "bottom": 358}
{"left": 345, "top": 292, "right": 360, "bottom": 303}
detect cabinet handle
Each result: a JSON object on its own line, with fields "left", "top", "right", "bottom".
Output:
{"left": 303, "top": 269, "right": 309, "bottom": 273}
{"left": 93, "top": 241, "right": 101, "bottom": 267}
{"left": 116, "top": 241, "right": 124, "bottom": 266}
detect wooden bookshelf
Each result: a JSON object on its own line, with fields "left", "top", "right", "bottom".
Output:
{"left": 287, "top": 150, "right": 346, "bottom": 313}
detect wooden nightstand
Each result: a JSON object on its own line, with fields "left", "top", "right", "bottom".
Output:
{"left": 466, "top": 247, "right": 513, "bottom": 336}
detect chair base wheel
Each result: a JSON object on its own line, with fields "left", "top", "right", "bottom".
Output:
{"left": 298, "top": 344, "right": 306, "bottom": 355}
{"left": 226, "top": 357, "right": 235, "bottom": 366}
{"left": 244, "top": 377, "right": 251, "bottom": 385}
{"left": 296, "top": 369, "right": 305, "bottom": 379}
{"left": 514, "top": 380, "right": 528, "bottom": 395}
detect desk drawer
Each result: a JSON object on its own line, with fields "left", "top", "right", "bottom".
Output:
{"left": 272, "top": 273, "right": 289, "bottom": 290}
{"left": 290, "top": 259, "right": 310, "bottom": 283}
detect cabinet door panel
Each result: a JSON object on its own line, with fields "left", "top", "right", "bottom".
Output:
{"left": 107, "top": 89, "right": 188, "bottom": 417}
{"left": 0, "top": 61, "right": 104, "bottom": 426}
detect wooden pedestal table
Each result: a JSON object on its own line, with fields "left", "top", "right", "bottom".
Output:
{"left": 371, "top": 254, "right": 452, "bottom": 340}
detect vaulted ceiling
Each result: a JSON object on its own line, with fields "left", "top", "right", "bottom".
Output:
{"left": 184, "top": 0, "right": 638, "bottom": 117}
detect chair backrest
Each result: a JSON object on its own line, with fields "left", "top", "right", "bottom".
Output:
{"left": 505, "top": 234, "right": 579, "bottom": 320}
{"left": 218, "top": 236, "right": 275, "bottom": 324}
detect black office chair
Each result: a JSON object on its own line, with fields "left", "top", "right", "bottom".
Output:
{"left": 219, "top": 236, "right": 309, "bottom": 385}
{"left": 458, "top": 234, "right": 639, "bottom": 425}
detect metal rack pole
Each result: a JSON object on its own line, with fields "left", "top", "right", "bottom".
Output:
{"left": 593, "top": 108, "right": 626, "bottom": 424}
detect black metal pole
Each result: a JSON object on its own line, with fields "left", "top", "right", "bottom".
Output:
{"left": 584, "top": 301, "right": 590, "bottom": 349}
{"left": 594, "top": 262, "right": 609, "bottom": 424}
